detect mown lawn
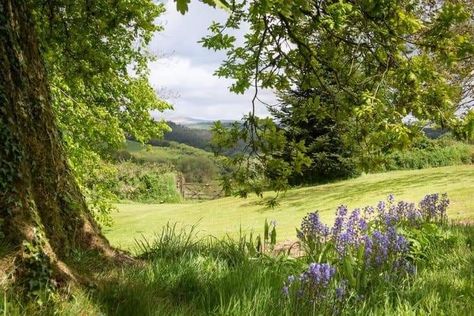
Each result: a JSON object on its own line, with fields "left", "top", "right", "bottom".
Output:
{"left": 106, "top": 165, "right": 474, "bottom": 250}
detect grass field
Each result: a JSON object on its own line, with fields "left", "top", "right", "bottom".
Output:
{"left": 106, "top": 165, "right": 474, "bottom": 250}
{"left": 125, "top": 140, "right": 214, "bottom": 163}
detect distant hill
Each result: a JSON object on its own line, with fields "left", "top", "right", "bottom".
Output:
{"left": 148, "top": 120, "right": 240, "bottom": 153}
{"left": 160, "top": 121, "right": 212, "bottom": 151}
{"left": 123, "top": 140, "right": 220, "bottom": 183}
{"left": 163, "top": 116, "right": 236, "bottom": 130}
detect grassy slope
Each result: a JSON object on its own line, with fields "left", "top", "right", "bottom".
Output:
{"left": 106, "top": 165, "right": 474, "bottom": 250}
{"left": 125, "top": 140, "right": 213, "bottom": 162}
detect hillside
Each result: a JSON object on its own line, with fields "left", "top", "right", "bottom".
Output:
{"left": 148, "top": 120, "right": 242, "bottom": 153}
{"left": 160, "top": 122, "right": 212, "bottom": 150}
{"left": 124, "top": 140, "right": 220, "bottom": 183}
{"left": 125, "top": 139, "right": 214, "bottom": 162}
{"left": 105, "top": 165, "right": 474, "bottom": 250}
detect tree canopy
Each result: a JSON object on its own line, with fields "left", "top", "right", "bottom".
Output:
{"left": 28, "top": 0, "right": 171, "bottom": 223}
{"left": 200, "top": 0, "right": 474, "bottom": 197}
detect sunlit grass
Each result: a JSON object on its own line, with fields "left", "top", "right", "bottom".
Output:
{"left": 9, "top": 223, "right": 472, "bottom": 316}
{"left": 106, "top": 165, "right": 474, "bottom": 250}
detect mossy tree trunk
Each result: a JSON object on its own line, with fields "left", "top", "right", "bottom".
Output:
{"left": 0, "top": 0, "right": 116, "bottom": 283}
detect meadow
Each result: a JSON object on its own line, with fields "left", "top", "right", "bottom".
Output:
{"left": 3, "top": 1, "right": 474, "bottom": 315}
{"left": 106, "top": 165, "right": 474, "bottom": 250}
{"left": 3, "top": 165, "right": 473, "bottom": 315}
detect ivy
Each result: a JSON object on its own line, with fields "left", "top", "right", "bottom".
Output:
{"left": 20, "top": 229, "right": 56, "bottom": 305}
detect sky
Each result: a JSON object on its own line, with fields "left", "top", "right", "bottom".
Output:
{"left": 148, "top": 1, "right": 273, "bottom": 121}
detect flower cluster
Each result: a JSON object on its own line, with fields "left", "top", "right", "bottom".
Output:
{"left": 287, "top": 193, "right": 449, "bottom": 303}
{"left": 283, "top": 194, "right": 449, "bottom": 311}
{"left": 419, "top": 193, "right": 449, "bottom": 223}
{"left": 298, "top": 212, "right": 330, "bottom": 240}
{"left": 283, "top": 263, "right": 336, "bottom": 301}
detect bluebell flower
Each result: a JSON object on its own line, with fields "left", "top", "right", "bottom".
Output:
{"left": 331, "top": 205, "right": 347, "bottom": 237}
{"left": 300, "top": 211, "right": 330, "bottom": 241}
{"left": 388, "top": 194, "right": 395, "bottom": 204}
{"left": 377, "top": 200, "right": 386, "bottom": 213}
{"left": 335, "top": 280, "right": 348, "bottom": 300}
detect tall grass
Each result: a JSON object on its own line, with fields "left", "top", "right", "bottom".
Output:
{"left": 2, "top": 218, "right": 473, "bottom": 315}
{"left": 92, "top": 221, "right": 474, "bottom": 316}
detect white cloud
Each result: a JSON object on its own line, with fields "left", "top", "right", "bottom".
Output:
{"left": 148, "top": 1, "right": 274, "bottom": 120}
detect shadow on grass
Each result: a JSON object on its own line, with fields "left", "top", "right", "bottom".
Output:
{"left": 88, "top": 254, "right": 296, "bottom": 316}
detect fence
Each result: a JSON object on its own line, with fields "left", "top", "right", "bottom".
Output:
{"left": 176, "top": 174, "right": 224, "bottom": 200}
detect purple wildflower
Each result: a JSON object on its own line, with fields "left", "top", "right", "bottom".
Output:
{"left": 304, "top": 263, "right": 336, "bottom": 287}
{"left": 419, "top": 193, "right": 450, "bottom": 222}
{"left": 358, "top": 217, "right": 368, "bottom": 232}
{"left": 300, "top": 212, "right": 330, "bottom": 241}
{"left": 388, "top": 194, "right": 395, "bottom": 204}
{"left": 377, "top": 200, "right": 386, "bottom": 213}
{"left": 332, "top": 205, "right": 348, "bottom": 237}
{"left": 335, "top": 280, "right": 348, "bottom": 300}
{"left": 287, "top": 275, "right": 295, "bottom": 283}
{"left": 363, "top": 234, "right": 373, "bottom": 260}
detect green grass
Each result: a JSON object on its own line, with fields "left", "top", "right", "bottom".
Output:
{"left": 88, "top": 224, "right": 474, "bottom": 315}
{"left": 125, "top": 140, "right": 214, "bottom": 163}
{"left": 5, "top": 223, "right": 472, "bottom": 316}
{"left": 106, "top": 165, "right": 474, "bottom": 250}
{"left": 124, "top": 140, "right": 220, "bottom": 183}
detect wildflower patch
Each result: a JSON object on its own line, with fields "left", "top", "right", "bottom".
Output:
{"left": 284, "top": 193, "right": 451, "bottom": 312}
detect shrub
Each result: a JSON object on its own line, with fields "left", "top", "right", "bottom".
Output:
{"left": 176, "top": 156, "right": 218, "bottom": 183}
{"left": 113, "top": 161, "right": 181, "bottom": 203}
{"left": 379, "top": 137, "right": 473, "bottom": 172}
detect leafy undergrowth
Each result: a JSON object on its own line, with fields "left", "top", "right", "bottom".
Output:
{"left": 1, "top": 196, "right": 473, "bottom": 315}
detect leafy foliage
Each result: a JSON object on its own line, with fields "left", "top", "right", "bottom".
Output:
{"left": 203, "top": 0, "right": 474, "bottom": 196}
{"left": 452, "top": 109, "right": 474, "bottom": 142}
{"left": 174, "top": 0, "right": 231, "bottom": 14}
{"left": 271, "top": 89, "right": 360, "bottom": 185}
{"left": 113, "top": 162, "right": 181, "bottom": 203}
{"left": 29, "top": 0, "right": 171, "bottom": 224}
{"left": 20, "top": 230, "right": 56, "bottom": 305}
{"left": 380, "top": 136, "right": 473, "bottom": 171}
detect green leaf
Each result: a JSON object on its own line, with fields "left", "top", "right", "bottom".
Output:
{"left": 175, "top": 0, "right": 190, "bottom": 14}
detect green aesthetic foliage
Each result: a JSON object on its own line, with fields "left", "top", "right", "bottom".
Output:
{"left": 271, "top": 89, "right": 361, "bottom": 185}
{"left": 453, "top": 109, "right": 474, "bottom": 142}
{"left": 380, "top": 136, "right": 474, "bottom": 171}
{"left": 113, "top": 161, "right": 181, "bottom": 203}
{"left": 124, "top": 140, "right": 221, "bottom": 183}
{"left": 202, "top": 0, "right": 474, "bottom": 196}
{"left": 174, "top": 0, "right": 231, "bottom": 14}
{"left": 29, "top": 0, "right": 171, "bottom": 225}
{"left": 20, "top": 230, "right": 56, "bottom": 305}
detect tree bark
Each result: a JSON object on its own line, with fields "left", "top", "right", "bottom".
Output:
{"left": 0, "top": 0, "right": 117, "bottom": 283}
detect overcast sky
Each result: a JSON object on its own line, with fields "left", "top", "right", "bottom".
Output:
{"left": 148, "top": 1, "right": 273, "bottom": 121}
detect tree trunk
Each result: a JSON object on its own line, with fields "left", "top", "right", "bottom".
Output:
{"left": 0, "top": 0, "right": 117, "bottom": 284}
